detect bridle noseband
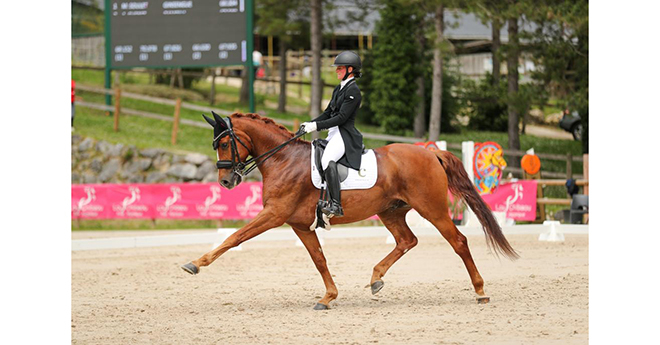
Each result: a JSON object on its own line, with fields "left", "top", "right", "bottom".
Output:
{"left": 212, "top": 117, "right": 305, "bottom": 177}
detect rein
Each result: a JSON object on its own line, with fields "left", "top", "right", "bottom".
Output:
{"left": 214, "top": 117, "right": 305, "bottom": 177}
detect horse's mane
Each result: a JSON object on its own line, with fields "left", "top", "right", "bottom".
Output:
{"left": 231, "top": 112, "right": 304, "bottom": 141}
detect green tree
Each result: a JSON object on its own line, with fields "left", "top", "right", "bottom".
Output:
{"left": 366, "top": 0, "right": 422, "bottom": 134}
{"left": 256, "top": 0, "right": 308, "bottom": 112}
{"left": 524, "top": 0, "right": 588, "bottom": 153}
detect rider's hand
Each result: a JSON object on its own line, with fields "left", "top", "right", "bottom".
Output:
{"left": 300, "top": 122, "right": 317, "bottom": 134}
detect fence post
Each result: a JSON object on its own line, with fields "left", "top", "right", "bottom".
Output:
{"left": 113, "top": 88, "right": 121, "bottom": 132}
{"left": 566, "top": 152, "right": 573, "bottom": 180}
{"left": 171, "top": 98, "right": 182, "bottom": 145}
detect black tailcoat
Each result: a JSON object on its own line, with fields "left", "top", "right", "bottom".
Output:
{"left": 313, "top": 79, "right": 363, "bottom": 170}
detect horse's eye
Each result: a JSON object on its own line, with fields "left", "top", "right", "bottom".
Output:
{"left": 221, "top": 143, "right": 228, "bottom": 149}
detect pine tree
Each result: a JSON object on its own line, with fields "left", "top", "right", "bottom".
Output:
{"left": 366, "top": 0, "right": 422, "bottom": 134}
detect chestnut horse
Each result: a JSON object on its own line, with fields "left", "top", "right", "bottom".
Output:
{"left": 181, "top": 112, "right": 518, "bottom": 310}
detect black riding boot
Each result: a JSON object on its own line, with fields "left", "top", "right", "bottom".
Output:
{"left": 322, "top": 161, "right": 344, "bottom": 217}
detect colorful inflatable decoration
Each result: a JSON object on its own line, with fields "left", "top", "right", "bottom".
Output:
{"left": 473, "top": 141, "right": 507, "bottom": 195}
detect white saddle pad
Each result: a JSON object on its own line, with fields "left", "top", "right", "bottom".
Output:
{"left": 310, "top": 144, "right": 378, "bottom": 190}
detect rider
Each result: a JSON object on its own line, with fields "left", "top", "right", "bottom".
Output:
{"left": 300, "top": 51, "right": 364, "bottom": 218}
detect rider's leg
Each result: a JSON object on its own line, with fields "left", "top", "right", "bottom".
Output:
{"left": 321, "top": 133, "right": 345, "bottom": 217}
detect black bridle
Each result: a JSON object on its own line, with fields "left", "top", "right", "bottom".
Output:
{"left": 212, "top": 116, "right": 305, "bottom": 177}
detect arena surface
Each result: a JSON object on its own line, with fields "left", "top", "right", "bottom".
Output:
{"left": 72, "top": 231, "right": 588, "bottom": 344}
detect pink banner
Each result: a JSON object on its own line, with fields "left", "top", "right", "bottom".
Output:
{"left": 72, "top": 182, "right": 264, "bottom": 220}
{"left": 480, "top": 180, "right": 538, "bottom": 221}
{"left": 72, "top": 180, "right": 537, "bottom": 221}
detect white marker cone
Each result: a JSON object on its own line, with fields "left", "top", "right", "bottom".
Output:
{"left": 539, "top": 221, "right": 565, "bottom": 242}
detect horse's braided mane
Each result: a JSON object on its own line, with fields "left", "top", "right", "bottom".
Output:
{"left": 230, "top": 112, "right": 297, "bottom": 139}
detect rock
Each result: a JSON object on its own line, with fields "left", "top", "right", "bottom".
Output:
{"left": 146, "top": 171, "right": 167, "bottom": 183}
{"left": 172, "top": 154, "right": 186, "bottom": 164}
{"left": 109, "top": 143, "right": 124, "bottom": 157}
{"left": 123, "top": 158, "right": 152, "bottom": 175}
{"left": 90, "top": 158, "right": 103, "bottom": 173}
{"left": 99, "top": 158, "right": 121, "bottom": 182}
{"left": 167, "top": 163, "right": 197, "bottom": 180}
{"left": 71, "top": 135, "right": 83, "bottom": 145}
{"left": 83, "top": 173, "right": 98, "bottom": 184}
{"left": 185, "top": 153, "right": 209, "bottom": 166}
{"left": 71, "top": 173, "right": 81, "bottom": 184}
{"left": 195, "top": 161, "right": 216, "bottom": 180}
{"left": 126, "top": 175, "right": 144, "bottom": 183}
{"left": 140, "top": 148, "right": 163, "bottom": 158}
{"left": 78, "top": 138, "right": 94, "bottom": 152}
{"left": 202, "top": 171, "right": 217, "bottom": 183}
{"left": 153, "top": 154, "right": 171, "bottom": 170}
{"left": 96, "top": 140, "right": 113, "bottom": 155}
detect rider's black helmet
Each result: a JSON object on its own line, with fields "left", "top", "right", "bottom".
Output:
{"left": 332, "top": 51, "right": 362, "bottom": 79}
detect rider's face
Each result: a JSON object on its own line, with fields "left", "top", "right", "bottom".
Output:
{"left": 336, "top": 66, "right": 352, "bottom": 80}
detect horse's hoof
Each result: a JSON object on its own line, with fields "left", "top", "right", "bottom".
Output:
{"left": 181, "top": 263, "right": 199, "bottom": 275}
{"left": 477, "top": 296, "right": 490, "bottom": 304}
{"left": 313, "top": 303, "right": 329, "bottom": 310}
{"left": 371, "top": 280, "right": 384, "bottom": 295}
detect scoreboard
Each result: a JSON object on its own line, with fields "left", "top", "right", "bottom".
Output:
{"left": 107, "top": 0, "right": 249, "bottom": 68}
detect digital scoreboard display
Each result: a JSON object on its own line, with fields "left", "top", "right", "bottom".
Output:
{"left": 108, "top": 0, "right": 248, "bottom": 68}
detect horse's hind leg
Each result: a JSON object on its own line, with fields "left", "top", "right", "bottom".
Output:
{"left": 292, "top": 227, "right": 338, "bottom": 310}
{"left": 413, "top": 204, "right": 488, "bottom": 303}
{"left": 370, "top": 208, "right": 418, "bottom": 295}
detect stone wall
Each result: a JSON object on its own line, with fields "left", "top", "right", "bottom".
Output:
{"left": 71, "top": 135, "right": 262, "bottom": 184}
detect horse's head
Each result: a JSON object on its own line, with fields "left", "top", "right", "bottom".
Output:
{"left": 202, "top": 112, "right": 252, "bottom": 189}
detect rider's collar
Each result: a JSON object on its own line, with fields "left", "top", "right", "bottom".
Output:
{"left": 340, "top": 76, "right": 354, "bottom": 90}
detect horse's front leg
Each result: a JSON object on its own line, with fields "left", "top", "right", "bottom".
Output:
{"left": 181, "top": 207, "right": 286, "bottom": 274}
{"left": 292, "top": 227, "right": 338, "bottom": 310}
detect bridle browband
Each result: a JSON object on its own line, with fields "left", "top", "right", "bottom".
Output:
{"left": 212, "top": 117, "right": 305, "bottom": 177}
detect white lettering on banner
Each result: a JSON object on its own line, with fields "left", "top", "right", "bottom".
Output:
{"left": 163, "top": 53, "right": 173, "bottom": 60}
{"left": 236, "top": 185, "right": 263, "bottom": 217}
{"left": 157, "top": 187, "right": 189, "bottom": 217}
{"left": 73, "top": 187, "right": 99, "bottom": 217}
{"left": 114, "top": 54, "right": 124, "bottom": 61}
{"left": 197, "top": 186, "right": 229, "bottom": 216}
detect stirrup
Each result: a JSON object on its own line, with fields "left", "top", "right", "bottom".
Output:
{"left": 321, "top": 201, "right": 344, "bottom": 218}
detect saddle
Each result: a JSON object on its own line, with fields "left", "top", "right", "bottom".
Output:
{"left": 312, "top": 139, "right": 366, "bottom": 182}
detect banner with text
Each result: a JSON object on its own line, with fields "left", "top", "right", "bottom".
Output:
{"left": 72, "top": 180, "right": 537, "bottom": 221}
{"left": 72, "top": 182, "right": 263, "bottom": 220}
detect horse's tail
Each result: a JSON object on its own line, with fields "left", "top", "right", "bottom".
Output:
{"left": 434, "top": 150, "right": 519, "bottom": 260}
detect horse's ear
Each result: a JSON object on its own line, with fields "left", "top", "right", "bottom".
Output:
{"left": 211, "top": 111, "right": 223, "bottom": 125}
{"left": 202, "top": 114, "right": 216, "bottom": 127}
{"left": 212, "top": 111, "right": 228, "bottom": 130}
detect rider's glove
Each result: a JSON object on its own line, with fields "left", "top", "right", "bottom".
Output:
{"left": 300, "top": 122, "right": 317, "bottom": 134}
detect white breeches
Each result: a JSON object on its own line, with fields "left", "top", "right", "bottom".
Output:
{"left": 322, "top": 127, "right": 345, "bottom": 170}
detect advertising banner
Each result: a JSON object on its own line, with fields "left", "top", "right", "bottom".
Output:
{"left": 72, "top": 182, "right": 263, "bottom": 220}
{"left": 480, "top": 180, "right": 538, "bottom": 221}
{"left": 72, "top": 180, "right": 537, "bottom": 221}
